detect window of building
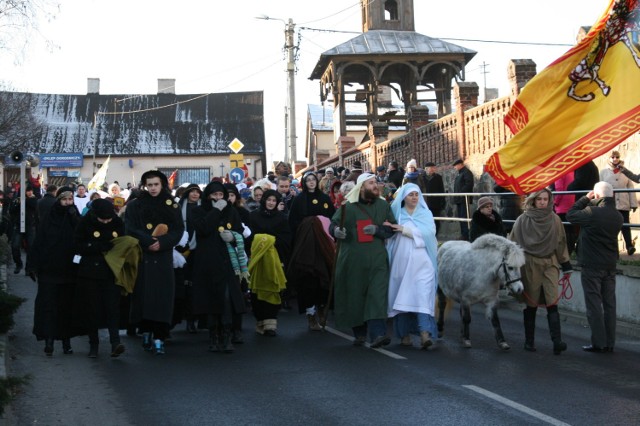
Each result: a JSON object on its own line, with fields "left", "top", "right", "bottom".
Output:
{"left": 384, "top": 0, "right": 398, "bottom": 21}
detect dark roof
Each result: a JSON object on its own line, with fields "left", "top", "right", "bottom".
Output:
{"left": 310, "top": 30, "right": 476, "bottom": 79}
{"left": 13, "top": 90, "right": 266, "bottom": 156}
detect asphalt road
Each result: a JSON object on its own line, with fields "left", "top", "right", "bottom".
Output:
{"left": 2, "top": 271, "right": 640, "bottom": 426}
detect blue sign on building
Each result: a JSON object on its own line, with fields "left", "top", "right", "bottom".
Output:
{"left": 40, "top": 153, "right": 84, "bottom": 168}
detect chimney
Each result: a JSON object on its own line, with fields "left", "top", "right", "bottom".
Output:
{"left": 158, "top": 78, "right": 176, "bottom": 94}
{"left": 87, "top": 78, "right": 100, "bottom": 94}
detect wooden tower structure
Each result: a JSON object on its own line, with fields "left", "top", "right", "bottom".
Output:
{"left": 310, "top": 0, "right": 476, "bottom": 140}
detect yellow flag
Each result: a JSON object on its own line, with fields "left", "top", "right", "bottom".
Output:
{"left": 88, "top": 156, "right": 111, "bottom": 191}
{"left": 487, "top": 0, "right": 640, "bottom": 194}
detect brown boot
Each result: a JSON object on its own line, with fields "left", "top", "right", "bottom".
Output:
{"left": 307, "top": 314, "right": 322, "bottom": 331}
{"left": 420, "top": 331, "right": 433, "bottom": 350}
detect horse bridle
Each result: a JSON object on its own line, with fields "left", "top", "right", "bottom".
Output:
{"left": 497, "top": 257, "right": 522, "bottom": 290}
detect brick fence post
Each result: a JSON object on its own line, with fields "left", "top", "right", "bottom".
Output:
{"left": 454, "top": 82, "right": 479, "bottom": 160}
{"left": 508, "top": 59, "right": 537, "bottom": 98}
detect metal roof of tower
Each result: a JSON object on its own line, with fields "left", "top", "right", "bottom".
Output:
{"left": 310, "top": 30, "right": 476, "bottom": 79}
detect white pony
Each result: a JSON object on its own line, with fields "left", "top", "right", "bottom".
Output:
{"left": 437, "top": 234, "right": 525, "bottom": 350}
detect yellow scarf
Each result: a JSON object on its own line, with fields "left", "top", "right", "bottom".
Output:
{"left": 248, "top": 234, "right": 287, "bottom": 304}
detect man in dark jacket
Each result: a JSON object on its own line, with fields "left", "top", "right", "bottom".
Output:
{"left": 452, "top": 159, "right": 474, "bottom": 240}
{"left": 387, "top": 161, "right": 404, "bottom": 188}
{"left": 423, "top": 162, "right": 445, "bottom": 235}
{"left": 9, "top": 184, "right": 38, "bottom": 274}
{"left": 566, "top": 181, "right": 623, "bottom": 353}
{"left": 37, "top": 184, "right": 58, "bottom": 225}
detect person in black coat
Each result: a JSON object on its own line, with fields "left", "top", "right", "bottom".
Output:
{"left": 567, "top": 160, "right": 600, "bottom": 201}
{"left": 452, "top": 159, "right": 474, "bottom": 240}
{"left": 125, "top": 170, "right": 184, "bottom": 355}
{"left": 29, "top": 186, "right": 80, "bottom": 356}
{"left": 37, "top": 184, "right": 58, "bottom": 226}
{"left": 287, "top": 171, "right": 335, "bottom": 329}
{"left": 423, "top": 162, "right": 446, "bottom": 235}
{"left": 248, "top": 190, "right": 292, "bottom": 336}
{"left": 191, "top": 181, "right": 246, "bottom": 353}
{"left": 469, "top": 197, "right": 506, "bottom": 242}
{"left": 74, "top": 199, "right": 126, "bottom": 358}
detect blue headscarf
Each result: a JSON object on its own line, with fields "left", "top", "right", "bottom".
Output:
{"left": 388, "top": 183, "right": 438, "bottom": 283}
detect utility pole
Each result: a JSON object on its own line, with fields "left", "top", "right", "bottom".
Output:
{"left": 256, "top": 15, "right": 298, "bottom": 163}
{"left": 285, "top": 18, "right": 297, "bottom": 163}
{"left": 481, "top": 61, "right": 490, "bottom": 103}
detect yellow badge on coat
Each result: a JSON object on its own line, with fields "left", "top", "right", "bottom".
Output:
{"left": 165, "top": 199, "right": 172, "bottom": 206}
{"left": 312, "top": 199, "right": 318, "bottom": 204}
{"left": 226, "top": 223, "right": 232, "bottom": 229}
{"left": 218, "top": 226, "right": 224, "bottom": 232}
{"left": 93, "top": 231, "right": 100, "bottom": 238}
{"left": 146, "top": 223, "right": 153, "bottom": 230}
{"left": 323, "top": 203, "right": 328, "bottom": 209}
{"left": 112, "top": 231, "right": 118, "bottom": 238}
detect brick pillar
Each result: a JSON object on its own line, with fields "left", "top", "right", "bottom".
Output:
{"left": 336, "top": 136, "right": 356, "bottom": 165}
{"left": 508, "top": 59, "right": 537, "bottom": 97}
{"left": 408, "top": 105, "right": 429, "bottom": 130}
{"left": 368, "top": 121, "right": 389, "bottom": 169}
{"left": 454, "top": 82, "right": 479, "bottom": 112}
{"left": 454, "top": 82, "right": 479, "bottom": 161}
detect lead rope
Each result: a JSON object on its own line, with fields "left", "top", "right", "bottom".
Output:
{"left": 522, "top": 274, "right": 573, "bottom": 307}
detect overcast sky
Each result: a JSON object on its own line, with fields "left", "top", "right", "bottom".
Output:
{"left": 0, "top": 0, "right": 608, "bottom": 163}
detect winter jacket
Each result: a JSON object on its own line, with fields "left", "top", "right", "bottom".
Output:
{"left": 600, "top": 168, "right": 638, "bottom": 211}
{"left": 566, "top": 196, "right": 623, "bottom": 270}
{"left": 453, "top": 166, "right": 474, "bottom": 204}
{"left": 469, "top": 209, "right": 506, "bottom": 242}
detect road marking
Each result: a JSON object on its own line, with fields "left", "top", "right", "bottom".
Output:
{"left": 463, "top": 385, "right": 572, "bottom": 426}
{"left": 324, "top": 326, "right": 407, "bottom": 360}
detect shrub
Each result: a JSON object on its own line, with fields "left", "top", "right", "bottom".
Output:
{"left": 0, "top": 291, "right": 25, "bottom": 335}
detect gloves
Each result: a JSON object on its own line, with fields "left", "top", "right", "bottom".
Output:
{"left": 334, "top": 227, "right": 347, "bottom": 240}
{"left": 220, "top": 230, "right": 234, "bottom": 243}
{"left": 401, "top": 226, "right": 413, "bottom": 239}
{"left": 363, "top": 225, "right": 377, "bottom": 235}
{"left": 560, "top": 261, "right": 573, "bottom": 275}
{"left": 212, "top": 199, "right": 227, "bottom": 211}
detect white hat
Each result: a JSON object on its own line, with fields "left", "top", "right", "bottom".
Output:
{"left": 326, "top": 167, "right": 334, "bottom": 173}
{"left": 407, "top": 159, "right": 417, "bottom": 169}
{"left": 356, "top": 172, "right": 375, "bottom": 185}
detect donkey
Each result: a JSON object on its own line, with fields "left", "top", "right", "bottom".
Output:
{"left": 437, "top": 234, "right": 525, "bottom": 351}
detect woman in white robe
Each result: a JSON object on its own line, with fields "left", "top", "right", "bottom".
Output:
{"left": 386, "top": 183, "right": 438, "bottom": 349}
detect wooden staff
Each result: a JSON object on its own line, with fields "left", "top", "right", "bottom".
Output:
{"left": 321, "top": 201, "right": 347, "bottom": 328}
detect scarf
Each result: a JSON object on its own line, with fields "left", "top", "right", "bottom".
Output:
{"left": 511, "top": 206, "right": 559, "bottom": 257}
{"left": 225, "top": 231, "right": 249, "bottom": 281}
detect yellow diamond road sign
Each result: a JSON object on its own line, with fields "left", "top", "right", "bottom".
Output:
{"left": 228, "top": 138, "right": 244, "bottom": 154}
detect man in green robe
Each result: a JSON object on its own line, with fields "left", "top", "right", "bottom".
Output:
{"left": 331, "top": 173, "right": 396, "bottom": 348}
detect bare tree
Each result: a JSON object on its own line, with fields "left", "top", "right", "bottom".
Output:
{"left": 0, "top": 89, "right": 45, "bottom": 153}
{"left": 0, "top": 0, "right": 60, "bottom": 62}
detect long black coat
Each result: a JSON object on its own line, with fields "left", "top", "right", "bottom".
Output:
{"left": 125, "top": 192, "right": 183, "bottom": 325}
{"left": 73, "top": 211, "right": 125, "bottom": 332}
{"left": 190, "top": 202, "right": 246, "bottom": 316}
{"left": 424, "top": 173, "right": 446, "bottom": 213}
{"left": 30, "top": 202, "right": 80, "bottom": 341}
{"left": 249, "top": 206, "right": 292, "bottom": 267}
{"left": 288, "top": 189, "right": 335, "bottom": 238}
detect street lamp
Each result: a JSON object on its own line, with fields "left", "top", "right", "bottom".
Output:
{"left": 256, "top": 15, "right": 297, "bottom": 164}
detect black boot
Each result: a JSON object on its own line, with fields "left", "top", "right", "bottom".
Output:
{"left": 62, "top": 338, "right": 73, "bottom": 355}
{"left": 221, "top": 326, "right": 234, "bottom": 354}
{"left": 208, "top": 323, "right": 221, "bottom": 352}
{"left": 523, "top": 307, "right": 537, "bottom": 352}
{"left": 88, "top": 343, "right": 98, "bottom": 358}
{"left": 547, "top": 306, "right": 567, "bottom": 355}
{"left": 44, "top": 338, "right": 54, "bottom": 356}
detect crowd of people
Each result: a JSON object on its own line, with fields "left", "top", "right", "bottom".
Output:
{"left": 2, "top": 150, "right": 633, "bottom": 358}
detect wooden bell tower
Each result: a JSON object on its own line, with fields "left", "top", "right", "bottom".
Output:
{"left": 310, "top": 0, "right": 476, "bottom": 141}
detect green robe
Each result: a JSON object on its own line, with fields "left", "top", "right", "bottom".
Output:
{"left": 332, "top": 198, "right": 396, "bottom": 329}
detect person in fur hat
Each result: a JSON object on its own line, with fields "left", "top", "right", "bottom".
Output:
{"left": 469, "top": 197, "right": 506, "bottom": 242}
{"left": 124, "top": 170, "right": 184, "bottom": 355}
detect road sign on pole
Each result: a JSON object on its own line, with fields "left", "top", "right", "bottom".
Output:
{"left": 228, "top": 138, "right": 244, "bottom": 154}
{"left": 229, "top": 167, "right": 245, "bottom": 184}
